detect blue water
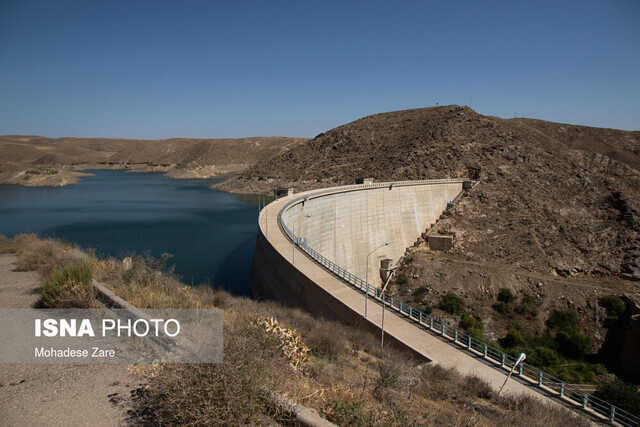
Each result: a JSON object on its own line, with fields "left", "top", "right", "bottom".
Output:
{"left": 0, "top": 170, "right": 265, "bottom": 296}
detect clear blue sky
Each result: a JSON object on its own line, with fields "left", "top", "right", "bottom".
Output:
{"left": 1, "top": 1, "right": 638, "bottom": 139}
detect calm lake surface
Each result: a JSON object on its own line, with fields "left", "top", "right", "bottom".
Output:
{"left": 0, "top": 170, "right": 264, "bottom": 296}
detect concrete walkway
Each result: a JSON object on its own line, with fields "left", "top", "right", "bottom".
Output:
{"left": 260, "top": 189, "right": 601, "bottom": 423}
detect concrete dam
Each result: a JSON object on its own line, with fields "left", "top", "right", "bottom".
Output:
{"left": 281, "top": 180, "right": 464, "bottom": 287}
{"left": 251, "top": 179, "right": 466, "bottom": 315}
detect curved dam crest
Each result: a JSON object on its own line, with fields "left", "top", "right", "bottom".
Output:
{"left": 280, "top": 182, "right": 464, "bottom": 288}
{"left": 251, "top": 180, "right": 466, "bottom": 320}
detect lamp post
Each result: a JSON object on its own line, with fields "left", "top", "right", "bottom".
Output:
{"left": 380, "top": 270, "right": 395, "bottom": 348}
{"left": 365, "top": 241, "right": 388, "bottom": 318}
{"left": 291, "top": 214, "right": 310, "bottom": 265}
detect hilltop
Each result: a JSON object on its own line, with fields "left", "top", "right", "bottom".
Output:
{"left": 0, "top": 135, "right": 307, "bottom": 186}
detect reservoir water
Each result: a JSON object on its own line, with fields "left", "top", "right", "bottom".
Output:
{"left": 0, "top": 170, "right": 263, "bottom": 296}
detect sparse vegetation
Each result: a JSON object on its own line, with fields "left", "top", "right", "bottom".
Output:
{"left": 40, "top": 260, "right": 96, "bottom": 308}
{"left": 497, "top": 288, "right": 515, "bottom": 304}
{"left": 4, "top": 235, "right": 606, "bottom": 424}
{"left": 0, "top": 234, "right": 14, "bottom": 254}
{"left": 438, "top": 292, "right": 464, "bottom": 314}
{"left": 599, "top": 295, "right": 626, "bottom": 326}
{"left": 595, "top": 378, "right": 640, "bottom": 417}
{"left": 497, "top": 308, "right": 606, "bottom": 383}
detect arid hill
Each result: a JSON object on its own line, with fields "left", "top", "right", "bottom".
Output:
{"left": 220, "top": 105, "right": 640, "bottom": 283}
{"left": 0, "top": 135, "right": 307, "bottom": 186}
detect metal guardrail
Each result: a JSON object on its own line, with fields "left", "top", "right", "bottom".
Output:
{"left": 275, "top": 180, "right": 640, "bottom": 427}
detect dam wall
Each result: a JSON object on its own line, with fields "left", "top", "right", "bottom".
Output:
{"left": 251, "top": 180, "right": 465, "bottom": 312}
{"left": 280, "top": 181, "right": 464, "bottom": 288}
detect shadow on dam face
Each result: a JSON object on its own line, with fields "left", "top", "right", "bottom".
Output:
{"left": 251, "top": 181, "right": 465, "bottom": 321}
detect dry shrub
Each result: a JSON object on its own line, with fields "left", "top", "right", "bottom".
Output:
{"left": 131, "top": 310, "right": 295, "bottom": 425}
{"left": 14, "top": 233, "right": 69, "bottom": 275}
{"left": 375, "top": 358, "right": 402, "bottom": 391}
{"left": 464, "top": 375, "right": 495, "bottom": 400}
{"left": 420, "top": 364, "right": 462, "bottom": 401}
{"left": 305, "top": 321, "right": 348, "bottom": 359}
{"left": 40, "top": 260, "right": 97, "bottom": 308}
{"left": 0, "top": 234, "right": 14, "bottom": 254}
{"left": 345, "top": 326, "right": 386, "bottom": 359}
{"left": 496, "top": 395, "right": 592, "bottom": 427}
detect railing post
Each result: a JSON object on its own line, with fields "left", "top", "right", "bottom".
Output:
{"left": 501, "top": 353, "right": 505, "bottom": 367}
{"left": 559, "top": 383, "right": 565, "bottom": 397}
{"left": 610, "top": 405, "right": 615, "bottom": 423}
{"left": 467, "top": 335, "right": 471, "bottom": 350}
{"left": 399, "top": 301, "right": 403, "bottom": 312}
{"left": 430, "top": 318, "right": 433, "bottom": 329}
{"left": 419, "top": 312, "right": 422, "bottom": 323}
{"left": 454, "top": 330, "right": 458, "bottom": 342}
{"left": 483, "top": 344, "right": 487, "bottom": 358}
{"left": 441, "top": 323, "right": 445, "bottom": 335}
{"left": 582, "top": 393, "right": 587, "bottom": 409}
{"left": 409, "top": 307, "right": 412, "bottom": 318}
{"left": 518, "top": 364, "right": 523, "bottom": 376}
{"left": 538, "top": 371, "right": 542, "bottom": 386}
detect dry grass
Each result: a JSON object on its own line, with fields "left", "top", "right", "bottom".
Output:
{"left": 40, "top": 260, "right": 98, "bottom": 308}
{"left": 13, "top": 233, "right": 86, "bottom": 276}
{"left": 8, "top": 235, "right": 594, "bottom": 425}
{"left": 0, "top": 234, "right": 15, "bottom": 254}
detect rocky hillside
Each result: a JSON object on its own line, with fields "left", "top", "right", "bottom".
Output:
{"left": 221, "top": 105, "right": 640, "bottom": 282}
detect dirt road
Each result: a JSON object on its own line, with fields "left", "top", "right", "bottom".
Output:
{"left": 0, "top": 254, "right": 141, "bottom": 427}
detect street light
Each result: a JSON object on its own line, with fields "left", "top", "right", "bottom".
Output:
{"left": 380, "top": 270, "right": 395, "bottom": 348}
{"left": 291, "top": 214, "right": 311, "bottom": 265}
{"left": 365, "top": 241, "right": 388, "bottom": 318}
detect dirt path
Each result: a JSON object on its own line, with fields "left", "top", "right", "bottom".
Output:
{"left": 0, "top": 254, "right": 142, "bottom": 427}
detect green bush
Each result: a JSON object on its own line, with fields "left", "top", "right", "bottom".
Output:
{"left": 41, "top": 261, "right": 94, "bottom": 308}
{"left": 460, "top": 314, "right": 485, "bottom": 341}
{"left": 595, "top": 378, "right": 640, "bottom": 417}
{"left": 420, "top": 302, "right": 433, "bottom": 315}
{"left": 396, "top": 273, "right": 408, "bottom": 286}
{"left": 497, "top": 288, "right": 515, "bottom": 304}
{"left": 599, "top": 295, "right": 626, "bottom": 326}
{"left": 460, "top": 314, "right": 477, "bottom": 331}
{"left": 413, "top": 285, "right": 428, "bottom": 299}
{"left": 546, "top": 309, "right": 578, "bottom": 331}
{"left": 500, "top": 328, "right": 527, "bottom": 348}
{"left": 527, "top": 346, "right": 562, "bottom": 367}
{"left": 438, "top": 293, "right": 464, "bottom": 315}
{"left": 492, "top": 301, "right": 510, "bottom": 314}
{"left": 556, "top": 330, "right": 591, "bottom": 360}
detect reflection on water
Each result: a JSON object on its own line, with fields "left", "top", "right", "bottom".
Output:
{"left": 0, "top": 170, "right": 262, "bottom": 296}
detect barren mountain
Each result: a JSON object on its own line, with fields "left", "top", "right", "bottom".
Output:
{"left": 0, "top": 135, "right": 307, "bottom": 186}
{"left": 220, "top": 105, "right": 640, "bottom": 283}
